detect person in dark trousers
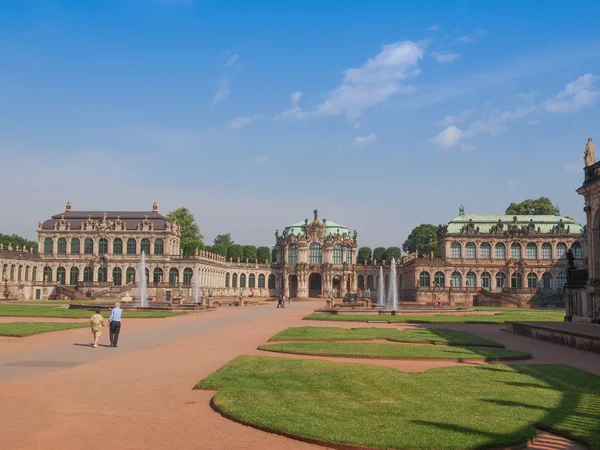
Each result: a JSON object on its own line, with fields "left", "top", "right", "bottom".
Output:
{"left": 277, "top": 295, "right": 285, "bottom": 308}
{"left": 109, "top": 302, "right": 123, "bottom": 347}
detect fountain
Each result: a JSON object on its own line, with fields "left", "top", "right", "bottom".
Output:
{"left": 378, "top": 265, "right": 386, "bottom": 306}
{"left": 388, "top": 258, "right": 398, "bottom": 312}
{"left": 139, "top": 251, "right": 148, "bottom": 307}
{"left": 194, "top": 263, "right": 200, "bottom": 304}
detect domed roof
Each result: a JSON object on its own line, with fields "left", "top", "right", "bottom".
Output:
{"left": 282, "top": 210, "right": 350, "bottom": 237}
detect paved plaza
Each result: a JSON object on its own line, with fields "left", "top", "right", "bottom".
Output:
{"left": 1, "top": 303, "right": 599, "bottom": 449}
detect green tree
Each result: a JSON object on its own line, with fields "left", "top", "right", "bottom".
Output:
{"left": 384, "top": 246, "right": 401, "bottom": 262}
{"left": 0, "top": 233, "right": 37, "bottom": 251}
{"left": 402, "top": 224, "right": 439, "bottom": 257}
{"left": 227, "top": 244, "right": 244, "bottom": 261}
{"left": 357, "top": 247, "right": 372, "bottom": 264}
{"left": 183, "top": 239, "right": 204, "bottom": 256}
{"left": 373, "top": 247, "right": 386, "bottom": 263}
{"left": 257, "top": 246, "right": 271, "bottom": 263}
{"left": 214, "top": 233, "right": 234, "bottom": 247}
{"left": 243, "top": 245, "right": 257, "bottom": 262}
{"left": 167, "top": 207, "right": 204, "bottom": 255}
{"left": 505, "top": 197, "right": 558, "bottom": 215}
{"left": 211, "top": 244, "right": 228, "bottom": 257}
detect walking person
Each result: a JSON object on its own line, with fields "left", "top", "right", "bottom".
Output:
{"left": 109, "top": 302, "right": 123, "bottom": 347}
{"left": 89, "top": 308, "right": 104, "bottom": 348}
{"left": 287, "top": 295, "right": 292, "bottom": 307}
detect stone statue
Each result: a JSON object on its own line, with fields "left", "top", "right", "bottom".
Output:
{"left": 178, "top": 285, "right": 183, "bottom": 298}
{"left": 585, "top": 138, "right": 596, "bottom": 166}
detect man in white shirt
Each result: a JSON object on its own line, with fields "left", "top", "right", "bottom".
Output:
{"left": 109, "top": 302, "right": 123, "bottom": 347}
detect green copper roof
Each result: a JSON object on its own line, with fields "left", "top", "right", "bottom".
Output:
{"left": 447, "top": 214, "right": 584, "bottom": 235}
{"left": 284, "top": 220, "right": 350, "bottom": 237}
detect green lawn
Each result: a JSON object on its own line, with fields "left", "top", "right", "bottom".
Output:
{"left": 258, "top": 342, "right": 530, "bottom": 361}
{"left": 0, "top": 322, "right": 89, "bottom": 337}
{"left": 305, "top": 311, "right": 565, "bottom": 324}
{"left": 196, "top": 356, "right": 600, "bottom": 449}
{"left": 0, "top": 304, "right": 185, "bottom": 319}
{"left": 270, "top": 327, "right": 503, "bottom": 347}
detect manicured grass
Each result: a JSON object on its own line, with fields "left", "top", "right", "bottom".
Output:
{"left": 0, "top": 322, "right": 89, "bottom": 337}
{"left": 270, "top": 327, "right": 504, "bottom": 347}
{"left": 196, "top": 356, "right": 600, "bottom": 449}
{"left": 305, "top": 311, "right": 565, "bottom": 324}
{"left": 0, "top": 304, "right": 185, "bottom": 319}
{"left": 259, "top": 342, "right": 530, "bottom": 361}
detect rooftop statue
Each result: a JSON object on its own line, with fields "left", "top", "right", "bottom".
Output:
{"left": 584, "top": 137, "right": 596, "bottom": 166}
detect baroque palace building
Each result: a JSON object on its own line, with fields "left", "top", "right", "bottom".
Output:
{"left": 0, "top": 203, "right": 586, "bottom": 307}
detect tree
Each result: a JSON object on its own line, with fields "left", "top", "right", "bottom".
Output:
{"left": 373, "top": 247, "right": 386, "bottom": 263}
{"left": 227, "top": 244, "right": 243, "bottom": 261}
{"left": 167, "top": 207, "right": 204, "bottom": 255}
{"left": 402, "top": 224, "right": 439, "bottom": 257}
{"left": 211, "top": 244, "right": 228, "bottom": 257}
{"left": 183, "top": 239, "right": 204, "bottom": 256}
{"left": 357, "top": 247, "right": 372, "bottom": 264}
{"left": 384, "top": 247, "right": 401, "bottom": 262}
{"left": 257, "top": 246, "right": 271, "bottom": 263}
{"left": 0, "top": 233, "right": 37, "bottom": 251}
{"left": 505, "top": 197, "right": 558, "bottom": 215}
{"left": 243, "top": 245, "right": 257, "bottom": 262}
{"left": 213, "top": 233, "right": 234, "bottom": 247}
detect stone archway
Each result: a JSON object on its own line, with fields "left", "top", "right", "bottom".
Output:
{"left": 333, "top": 276, "right": 341, "bottom": 298}
{"left": 309, "top": 273, "right": 322, "bottom": 298}
{"left": 288, "top": 275, "right": 298, "bottom": 298}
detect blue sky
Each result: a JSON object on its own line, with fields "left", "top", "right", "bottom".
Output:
{"left": 1, "top": 0, "right": 599, "bottom": 248}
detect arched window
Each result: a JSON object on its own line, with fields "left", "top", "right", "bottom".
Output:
{"left": 44, "top": 238, "right": 53, "bottom": 254}
{"left": 495, "top": 272, "right": 506, "bottom": 290}
{"left": 151, "top": 239, "right": 163, "bottom": 255}
{"left": 141, "top": 239, "right": 151, "bottom": 255}
{"left": 495, "top": 243, "right": 506, "bottom": 259}
{"left": 258, "top": 274, "right": 265, "bottom": 288}
{"left": 419, "top": 271, "right": 430, "bottom": 288}
{"left": 70, "top": 267, "right": 79, "bottom": 285}
{"left": 557, "top": 243, "right": 567, "bottom": 259}
{"left": 541, "top": 243, "right": 552, "bottom": 260}
{"left": 57, "top": 238, "right": 67, "bottom": 254}
{"left": 249, "top": 274, "right": 255, "bottom": 288}
{"left": 541, "top": 273, "right": 553, "bottom": 292}
{"left": 71, "top": 238, "right": 80, "bottom": 254}
{"left": 465, "top": 242, "right": 476, "bottom": 259}
{"left": 434, "top": 271, "right": 445, "bottom": 287}
{"left": 43, "top": 266, "right": 52, "bottom": 282}
{"left": 2, "top": 264, "right": 7, "bottom": 280}
{"left": 309, "top": 243, "right": 322, "bottom": 264}
{"left": 367, "top": 275, "right": 374, "bottom": 290}
{"left": 240, "top": 273, "right": 247, "bottom": 288}
{"left": 333, "top": 244, "right": 343, "bottom": 264}
{"left": 288, "top": 245, "right": 298, "bottom": 264}
{"left": 511, "top": 273, "right": 522, "bottom": 288}
{"left": 97, "top": 266, "right": 107, "bottom": 283}
{"left": 17, "top": 266, "right": 22, "bottom": 282}
{"left": 113, "top": 267, "right": 122, "bottom": 286}
{"left": 450, "top": 242, "right": 461, "bottom": 259}
{"left": 385, "top": 275, "right": 390, "bottom": 291}
{"left": 481, "top": 272, "right": 491, "bottom": 289}
{"left": 346, "top": 247, "right": 352, "bottom": 264}
{"left": 527, "top": 273, "right": 538, "bottom": 289}
{"left": 183, "top": 268, "right": 193, "bottom": 285}
{"left": 153, "top": 268, "right": 163, "bottom": 283}
{"left": 169, "top": 268, "right": 179, "bottom": 285}
{"left": 466, "top": 271, "right": 476, "bottom": 288}
{"left": 526, "top": 243, "right": 538, "bottom": 259}
{"left": 232, "top": 273, "right": 238, "bottom": 288}
{"left": 126, "top": 267, "right": 136, "bottom": 284}
{"left": 571, "top": 242, "right": 583, "bottom": 260}
{"left": 84, "top": 238, "right": 94, "bottom": 255}
{"left": 268, "top": 274, "right": 275, "bottom": 289}
{"left": 480, "top": 242, "right": 491, "bottom": 259}
{"left": 98, "top": 238, "right": 108, "bottom": 255}
{"left": 145, "top": 268, "right": 149, "bottom": 284}
{"left": 225, "top": 273, "right": 230, "bottom": 288}
{"left": 451, "top": 271, "right": 462, "bottom": 288}
{"left": 56, "top": 267, "right": 66, "bottom": 284}
{"left": 113, "top": 238, "right": 123, "bottom": 255}
{"left": 83, "top": 267, "right": 93, "bottom": 283}
{"left": 556, "top": 272, "right": 567, "bottom": 290}
{"left": 510, "top": 243, "right": 522, "bottom": 260}
{"left": 127, "top": 239, "right": 137, "bottom": 255}
{"left": 9, "top": 265, "right": 14, "bottom": 281}
{"left": 25, "top": 266, "right": 30, "bottom": 281}
{"left": 358, "top": 275, "right": 365, "bottom": 289}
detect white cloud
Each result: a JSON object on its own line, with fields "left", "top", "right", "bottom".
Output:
{"left": 431, "top": 52, "right": 460, "bottom": 64}
{"left": 459, "top": 143, "right": 476, "bottom": 151}
{"left": 225, "top": 54, "right": 240, "bottom": 67}
{"left": 211, "top": 77, "right": 230, "bottom": 106}
{"left": 252, "top": 154, "right": 270, "bottom": 165}
{"left": 429, "top": 126, "right": 464, "bottom": 150}
{"left": 354, "top": 123, "right": 361, "bottom": 129}
{"left": 438, "top": 110, "right": 472, "bottom": 127}
{"left": 230, "top": 114, "right": 264, "bottom": 129}
{"left": 544, "top": 73, "right": 599, "bottom": 114}
{"left": 354, "top": 134, "right": 377, "bottom": 145}
{"left": 458, "top": 36, "right": 476, "bottom": 43}
{"left": 564, "top": 161, "right": 583, "bottom": 174}
{"left": 428, "top": 25, "right": 441, "bottom": 31}
{"left": 526, "top": 119, "right": 540, "bottom": 125}
{"left": 276, "top": 91, "right": 309, "bottom": 120}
